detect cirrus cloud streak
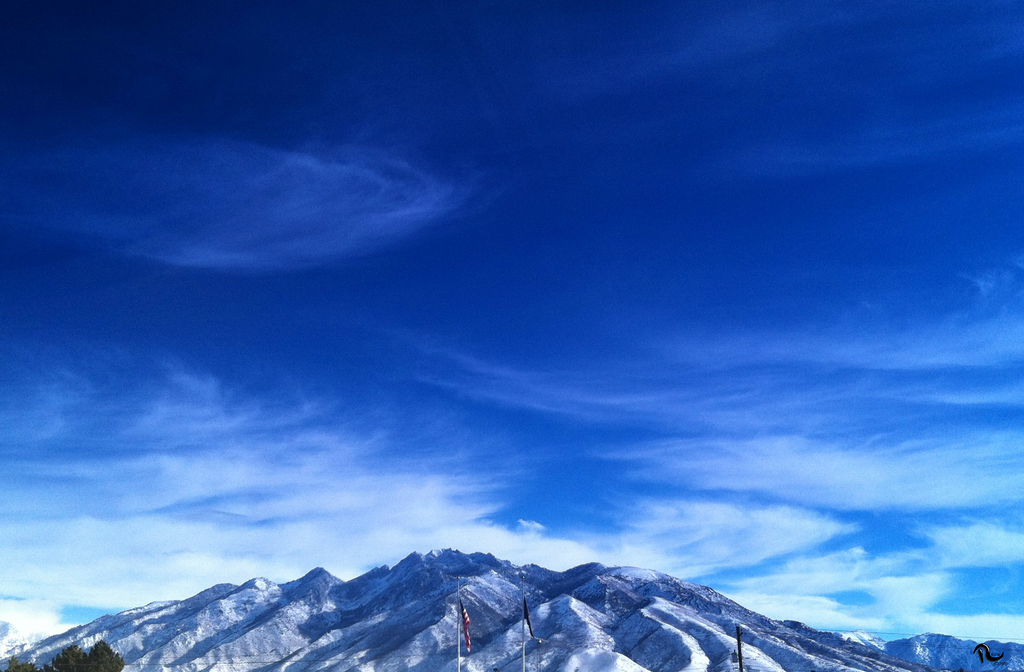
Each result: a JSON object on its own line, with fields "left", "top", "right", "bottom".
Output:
{"left": 0, "top": 358, "right": 849, "bottom": 639}
{"left": 1, "top": 138, "right": 462, "bottom": 269}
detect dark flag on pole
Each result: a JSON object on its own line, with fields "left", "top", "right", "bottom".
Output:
{"left": 523, "top": 597, "right": 535, "bottom": 638}
{"left": 460, "top": 599, "right": 472, "bottom": 652}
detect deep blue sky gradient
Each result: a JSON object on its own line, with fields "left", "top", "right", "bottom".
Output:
{"left": 2, "top": 0, "right": 1024, "bottom": 641}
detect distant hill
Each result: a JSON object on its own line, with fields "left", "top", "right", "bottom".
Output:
{"left": 841, "top": 631, "right": 1024, "bottom": 671}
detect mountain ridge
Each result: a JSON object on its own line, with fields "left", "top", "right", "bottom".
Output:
{"left": 1, "top": 551, "right": 1000, "bottom": 672}
{"left": 841, "top": 632, "right": 1024, "bottom": 671}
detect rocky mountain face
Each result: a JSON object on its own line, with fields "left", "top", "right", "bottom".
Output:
{"left": 9, "top": 551, "right": 948, "bottom": 672}
{"left": 843, "top": 632, "right": 1024, "bottom": 672}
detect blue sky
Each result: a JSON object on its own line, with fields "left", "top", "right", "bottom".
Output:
{"left": 2, "top": 0, "right": 1024, "bottom": 643}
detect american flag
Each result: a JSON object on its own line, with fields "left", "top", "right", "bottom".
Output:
{"left": 459, "top": 598, "right": 472, "bottom": 652}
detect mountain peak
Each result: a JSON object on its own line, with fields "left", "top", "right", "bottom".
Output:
{"left": 297, "top": 566, "right": 335, "bottom": 582}
{"left": 280, "top": 566, "right": 343, "bottom": 594}
{"left": 840, "top": 629, "right": 886, "bottom": 650}
{"left": 393, "top": 548, "right": 509, "bottom": 578}
{"left": 240, "top": 577, "right": 276, "bottom": 591}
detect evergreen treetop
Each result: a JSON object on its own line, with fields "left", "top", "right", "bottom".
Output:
{"left": 5, "top": 657, "right": 38, "bottom": 672}
{"left": 32, "top": 641, "right": 123, "bottom": 672}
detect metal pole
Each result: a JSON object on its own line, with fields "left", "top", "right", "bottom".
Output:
{"left": 521, "top": 574, "right": 526, "bottom": 672}
{"left": 457, "top": 578, "right": 462, "bottom": 672}
{"left": 736, "top": 626, "right": 744, "bottom": 672}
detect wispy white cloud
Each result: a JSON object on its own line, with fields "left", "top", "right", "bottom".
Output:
{"left": 695, "top": 3, "right": 1024, "bottom": 176}
{"left": 735, "top": 102, "right": 1024, "bottom": 176}
{"left": 725, "top": 593, "right": 887, "bottom": 632}
{"left": 414, "top": 296, "right": 1024, "bottom": 513}
{"left": 598, "top": 501, "right": 855, "bottom": 578}
{"left": 544, "top": 2, "right": 890, "bottom": 99}
{"left": 414, "top": 346, "right": 700, "bottom": 425}
{"left": 663, "top": 310, "right": 1024, "bottom": 371}
{"left": 0, "top": 363, "right": 498, "bottom": 620}
{"left": 728, "top": 547, "right": 937, "bottom": 600}
{"left": 925, "top": 521, "right": 1024, "bottom": 568}
{"left": 540, "top": 2, "right": 1024, "bottom": 178}
{"left": 720, "top": 514, "right": 1024, "bottom": 640}
{"left": 418, "top": 302, "right": 1024, "bottom": 431}
{"left": 0, "top": 359, "right": 852, "bottom": 637}
{"left": 727, "top": 555, "right": 1024, "bottom": 641}
{"left": 723, "top": 547, "right": 948, "bottom": 633}
{"left": 1, "top": 139, "right": 462, "bottom": 269}
{"left": 631, "top": 433, "right": 1024, "bottom": 511}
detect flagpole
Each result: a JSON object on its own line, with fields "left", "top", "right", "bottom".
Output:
{"left": 521, "top": 574, "right": 526, "bottom": 672}
{"left": 457, "top": 577, "right": 462, "bottom": 672}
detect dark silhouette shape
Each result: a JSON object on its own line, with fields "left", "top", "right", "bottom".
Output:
{"left": 974, "top": 643, "right": 1004, "bottom": 663}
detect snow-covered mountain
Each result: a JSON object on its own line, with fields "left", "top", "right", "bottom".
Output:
{"left": 854, "top": 633, "right": 1024, "bottom": 672}
{"left": 840, "top": 633, "right": 887, "bottom": 652}
{"left": 11, "top": 551, "right": 941, "bottom": 672}
{"left": 0, "top": 621, "right": 31, "bottom": 659}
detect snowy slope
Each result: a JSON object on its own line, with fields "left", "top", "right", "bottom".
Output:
{"left": 12, "top": 551, "right": 941, "bottom": 672}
